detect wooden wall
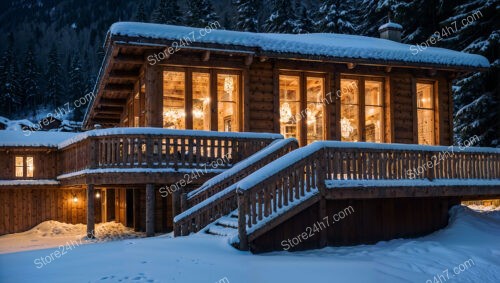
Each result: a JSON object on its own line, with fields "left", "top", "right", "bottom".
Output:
{"left": 0, "top": 148, "right": 58, "bottom": 180}
{"left": 247, "top": 61, "right": 276, "bottom": 133}
{"left": 249, "top": 196, "right": 460, "bottom": 253}
{"left": 391, "top": 74, "right": 415, "bottom": 144}
{"left": 0, "top": 188, "right": 87, "bottom": 235}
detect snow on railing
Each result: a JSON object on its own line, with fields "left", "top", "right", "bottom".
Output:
{"left": 58, "top": 128, "right": 283, "bottom": 176}
{"left": 173, "top": 138, "right": 298, "bottom": 236}
{"left": 236, "top": 141, "right": 500, "bottom": 250}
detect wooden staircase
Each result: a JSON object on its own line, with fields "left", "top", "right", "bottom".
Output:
{"left": 174, "top": 138, "right": 299, "bottom": 236}
{"left": 175, "top": 141, "right": 500, "bottom": 252}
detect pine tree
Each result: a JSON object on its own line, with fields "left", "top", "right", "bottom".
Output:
{"left": 233, "top": 0, "right": 260, "bottom": 32}
{"left": 151, "top": 0, "right": 182, "bottom": 25}
{"left": 358, "top": 0, "right": 397, "bottom": 37}
{"left": 294, "top": 5, "right": 316, "bottom": 34}
{"left": 20, "top": 46, "right": 41, "bottom": 117}
{"left": 315, "top": 0, "right": 357, "bottom": 34}
{"left": 46, "top": 45, "right": 63, "bottom": 109}
{"left": 134, "top": 1, "right": 148, "bottom": 22}
{"left": 68, "top": 54, "right": 86, "bottom": 121}
{"left": 440, "top": 0, "right": 499, "bottom": 147}
{"left": 0, "top": 32, "right": 21, "bottom": 118}
{"left": 264, "top": 0, "right": 298, "bottom": 33}
{"left": 185, "top": 0, "right": 219, "bottom": 28}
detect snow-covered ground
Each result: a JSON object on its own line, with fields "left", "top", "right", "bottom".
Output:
{"left": 0, "top": 205, "right": 499, "bottom": 283}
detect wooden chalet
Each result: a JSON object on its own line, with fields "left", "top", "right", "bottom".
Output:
{"left": 1, "top": 21, "right": 499, "bottom": 253}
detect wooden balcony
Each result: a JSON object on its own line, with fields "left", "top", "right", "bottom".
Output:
{"left": 56, "top": 128, "right": 283, "bottom": 186}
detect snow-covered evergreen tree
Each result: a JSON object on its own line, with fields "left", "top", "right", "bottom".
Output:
{"left": 68, "top": 54, "right": 86, "bottom": 120}
{"left": 185, "top": 0, "right": 219, "bottom": 28}
{"left": 0, "top": 32, "right": 21, "bottom": 117}
{"left": 294, "top": 5, "right": 316, "bottom": 34}
{"left": 358, "top": 0, "right": 396, "bottom": 37}
{"left": 20, "top": 46, "right": 41, "bottom": 117}
{"left": 46, "top": 45, "right": 64, "bottom": 109}
{"left": 134, "top": 1, "right": 148, "bottom": 22}
{"left": 233, "top": 0, "right": 261, "bottom": 32}
{"left": 315, "top": 0, "right": 357, "bottom": 34}
{"left": 264, "top": 0, "right": 298, "bottom": 33}
{"left": 440, "top": 0, "right": 499, "bottom": 147}
{"left": 151, "top": 0, "right": 182, "bottom": 25}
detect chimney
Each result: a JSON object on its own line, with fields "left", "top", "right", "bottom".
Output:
{"left": 378, "top": 13, "right": 402, "bottom": 42}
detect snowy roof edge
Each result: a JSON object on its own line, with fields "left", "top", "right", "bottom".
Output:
{"left": 107, "top": 22, "right": 490, "bottom": 70}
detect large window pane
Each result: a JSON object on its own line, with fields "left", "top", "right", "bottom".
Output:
{"left": 417, "top": 83, "right": 435, "bottom": 145}
{"left": 217, "top": 74, "right": 239, "bottom": 132}
{"left": 192, "top": 72, "right": 211, "bottom": 131}
{"left": 306, "top": 77, "right": 324, "bottom": 144}
{"left": 26, "top": 156, "right": 34, "bottom": 177}
{"left": 365, "top": 81, "right": 383, "bottom": 143}
{"left": 340, "top": 79, "right": 359, "bottom": 141}
{"left": 15, "top": 156, "right": 23, "bottom": 177}
{"left": 163, "top": 71, "right": 186, "bottom": 129}
{"left": 280, "top": 75, "right": 300, "bottom": 139}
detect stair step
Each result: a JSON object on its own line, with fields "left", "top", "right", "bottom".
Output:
{"left": 217, "top": 218, "right": 238, "bottom": 228}
{"left": 206, "top": 225, "right": 238, "bottom": 237}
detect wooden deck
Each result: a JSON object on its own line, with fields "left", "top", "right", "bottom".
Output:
{"left": 233, "top": 141, "right": 500, "bottom": 251}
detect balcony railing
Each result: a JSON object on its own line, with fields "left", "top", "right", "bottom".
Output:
{"left": 58, "top": 128, "right": 283, "bottom": 176}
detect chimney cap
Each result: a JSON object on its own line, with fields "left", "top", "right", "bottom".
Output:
{"left": 378, "top": 22, "right": 403, "bottom": 32}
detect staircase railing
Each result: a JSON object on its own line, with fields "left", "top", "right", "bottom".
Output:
{"left": 236, "top": 141, "right": 500, "bottom": 250}
{"left": 173, "top": 138, "right": 299, "bottom": 236}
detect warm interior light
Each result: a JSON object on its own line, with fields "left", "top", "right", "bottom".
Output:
{"left": 95, "top": 191, "right": 101, "bottom": 198}
{"left": 341, "top": 117, "right": 354, "bottom": 139}
{"left": 72, "top": 195, "right": 78, "bottom": 203}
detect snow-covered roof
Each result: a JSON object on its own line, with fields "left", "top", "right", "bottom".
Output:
{"left": 109, "top": 22, "right": 489, "bottom": 69}
{"left": 0, "top": 130, "right": 78, "bottom": 147}
{"left": 0, "top": 127, "right": 282, "bottom": 148}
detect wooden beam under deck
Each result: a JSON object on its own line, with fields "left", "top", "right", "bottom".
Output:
{"left": 324, "top": 186, "right": 500, "bottom": 200}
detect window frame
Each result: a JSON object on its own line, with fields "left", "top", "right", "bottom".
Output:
{"left": 279, "top": 71, "right": 327, "bottom": 145}
{"left": 340, "top": 75, "right": 386, "bottom": 143}
{"left": 415, "top": 80, "right": 439, "bottom": 145}
{"left": 14, "top": 155, "right": 34, "bottom": 179}
{"left": 162, "top": 67, "right": 242, "bottom": 131}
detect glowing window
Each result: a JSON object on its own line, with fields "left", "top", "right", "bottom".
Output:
{"left": 192, "top": 72, "right": 211, "bottom": 131}
{"left": 306, "top": 77, "right": 325, "bottom": 144}
{"left": 279, "top": 75, "right": 301, "bottom": 140}
{"left": 340, "top": 79, "right": 360, "bottom": 141}
{"left": 15, "top": 156, "right": 34, "bottom": 178}
{"left": 417, "top": 83, "right": 435, "bottom": 145}
{"left": 163, "top": 71, "right": 186, "bottom": 129}
{"left": 364, "top": 81, "right": 383, "bottom": 143}
{"left": 217, "top": 74, "right": 240, "bottom": 132}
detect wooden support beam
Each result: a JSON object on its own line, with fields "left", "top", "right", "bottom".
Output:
{"left": 91, "top": 118, "right": 121, "bottom": 124}
{"left": 108, "top": 70, "right": 140, "bottom": 80}
{"left": 144, "top": 64, "right": 163, "bottom": 127}
{"left": 86, "top": 184, "right": 95, "bottom": 239}
{"left": 347, "top": 63, "right": 356, "bottom": 70}
{"left": 99, "top": 98, "right": 127, "bottom": 107}
{"left": 146, "top": 184, "right": 155, "bottom": 237}
{"left": 113, "top": 54, "right": 144, "bottom": 65}
{"left": 244, "top": 54, "right": 254, "bottom": 66}
{"left": 202, "top": 50, "right": 211, "bottom": 62}
{"left": 104, "top": 83, "right": 134, "bottom": 92}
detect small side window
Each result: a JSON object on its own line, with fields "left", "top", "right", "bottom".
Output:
{"left": 14, "top": 156, "right": 34, "bottom": 178}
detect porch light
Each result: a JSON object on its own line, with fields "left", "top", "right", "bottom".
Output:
{"left": 95, "top": 191, "right": 101, "bottom": 199}
{"left": 72, "top": 194, "right": 78, "bottom": 203}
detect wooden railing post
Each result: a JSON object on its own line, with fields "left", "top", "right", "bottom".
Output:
{"left": 237, "top": 190, "right": 248, "bottom": 250}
